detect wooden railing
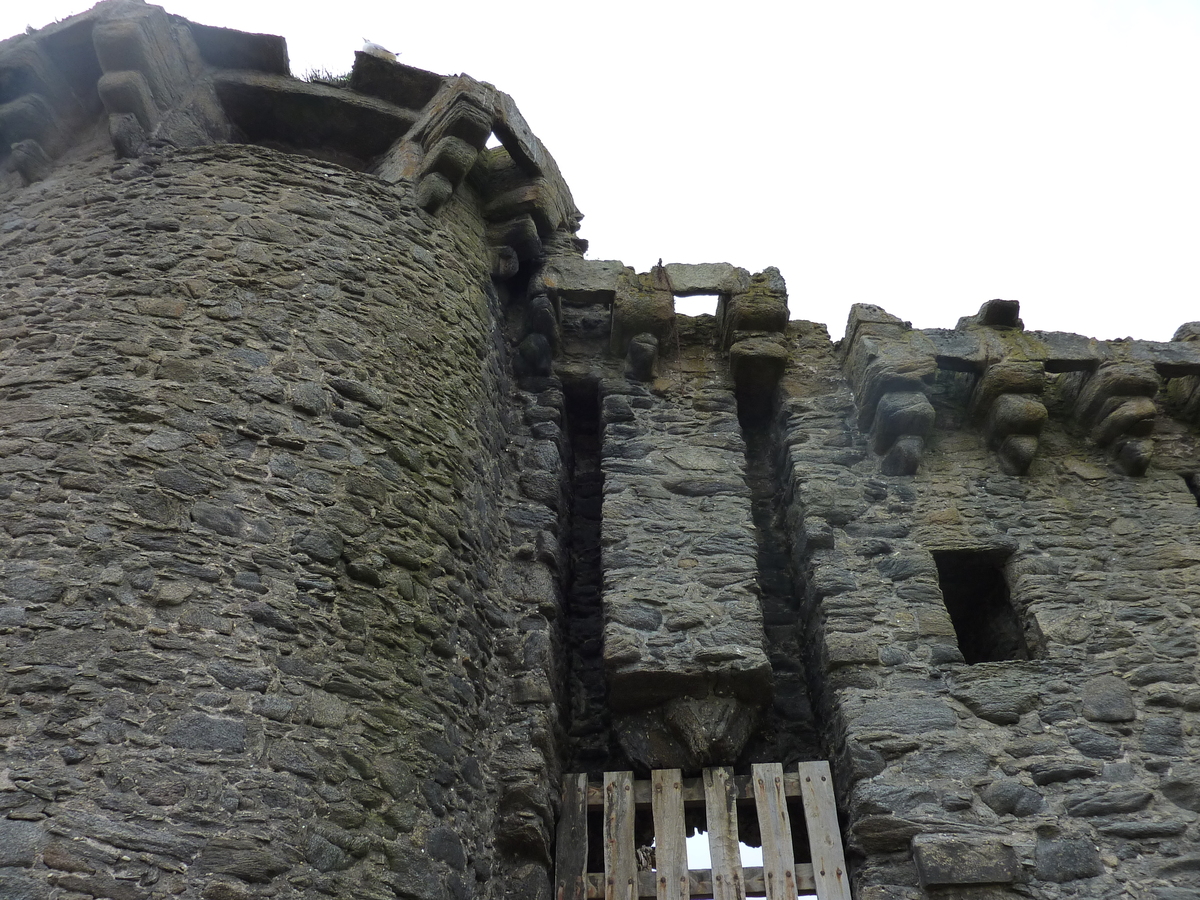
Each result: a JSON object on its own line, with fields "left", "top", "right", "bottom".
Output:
{"left": 554, "top": 762, "right": 850, "bottom": 900}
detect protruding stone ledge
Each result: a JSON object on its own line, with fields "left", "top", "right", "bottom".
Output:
{"left": 717, "top": 266, "right": 789, "bottom": 351}
{"left": 215, "top": 71, "right": 416, "bottom": 163}
{"left": 730, "top": 335, "right": 788, "bottom": 395}
{"left": 664, "top": 262, "right": 750, "bottom": 296}
{"left": 188, "top": 22, "right": 288, "bottom": 74}
{"left": 541, "top": 257, "right": 629, "bottom": 307}
{"left": 348, "top": 51, "right": 442, "bottom": 109}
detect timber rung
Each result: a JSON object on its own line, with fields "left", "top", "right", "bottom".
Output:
{"left": 554, "top": 762, "right": 851, "bottom": 900}
{"left": 583, "top": 865, "right": 817, "bottom": 898}
{"left": 583, "top": 773, "right": 806, "bottom": 809}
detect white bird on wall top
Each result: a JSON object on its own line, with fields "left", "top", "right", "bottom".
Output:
{"left": 361, "top": 40, "right": 397, "bottom": 61}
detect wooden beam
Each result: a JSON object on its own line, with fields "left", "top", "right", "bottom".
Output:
{"left": 752, "top": 763, "right": 797, "bottom": 900}
{"left": 586, "top": 773, "right": 804, "bottom": 809}
{"left": 604, "top": 771, "right": 637, "bottom": 900}
{"left": 583, "top": 865, "right": 817, "bottom": 899}
{"left": 702, "top": 767, "right": 745, "bottom": 900}
{"left": 555, "top": 773, "right": 590, "bottom": 900}
{"left": 651, "top": 769, "right": 689, "bottom": 900}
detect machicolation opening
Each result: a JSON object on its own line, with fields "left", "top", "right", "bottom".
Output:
{"left": 674, "top": 294, "right": 719, "bottom": 318}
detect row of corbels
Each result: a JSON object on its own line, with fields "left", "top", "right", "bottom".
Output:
{"left": 509, "top": 258, "right": 795, "bottom": 392}
{"left": 842, "top": 301, "right": 1172, "bottom": 477}
{"left": 0, "top": 4, "right": 230, "bottom": 181}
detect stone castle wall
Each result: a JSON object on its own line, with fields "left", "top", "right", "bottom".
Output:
{"left": 0, "top": 4, "right": 1198, "bottom": 900}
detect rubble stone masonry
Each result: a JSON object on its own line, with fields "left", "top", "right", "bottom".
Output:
{"left": 1, "top": 3, "right": 1198, "bottom": 899}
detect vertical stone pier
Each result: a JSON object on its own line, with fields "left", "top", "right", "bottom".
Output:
{"left": 599, "top": 369, "right": 771, "bottom": 770}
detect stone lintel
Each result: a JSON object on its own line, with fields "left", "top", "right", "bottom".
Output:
{"left": 663, "top": 262, "right": 750, "bottom": 296}
{"left": 542, "top": 257, "right": 630, "bottom": 307}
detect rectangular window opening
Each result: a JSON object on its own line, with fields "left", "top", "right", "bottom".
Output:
{"left": 932, "top": 549, "right": 1029, "bottom": 663}
{"left": 674, "top": 293, "right": 719, "bottom": 317}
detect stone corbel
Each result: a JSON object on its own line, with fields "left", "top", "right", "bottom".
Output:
{"left": 841, "top": 304, "right": 937, "bottom": 475}
{"left": 1069, "top": 361, "right": 1159, "bottom": 475}
{"left": 969, "top": 360, "right": 1047, "bottom": 475}
{"left": 610, "top": 264, "right": 675, "bottom": 359}
{"left": 714, "top": 266, "right": 784, "bottom": 350}
{"left": 0, "top": 42, "right": 84, "bottom": 177}
{"left": 1165, "top": 322, "right": 1200, "bottom": 424}
{"left": 375, "top": 75, "right": 492, "bottom": 211}
{"left": 94, "top": 5, "right": 228, "bottom": 155}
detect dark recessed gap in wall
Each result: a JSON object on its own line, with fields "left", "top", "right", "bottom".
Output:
{"left": 932, "top": 550, "right": 1028, "bottom": 663}
{"left": 674, "top": 294, "right": 719, "bottom": 317}
{"left": 735, "top": 389, "right": 822, "bottom": 764}
{"left": 562, "top": 377, "right": 612, "bottom": 772}
{"left": 1182, "top": 473, "right": 1200, "bottom": 507}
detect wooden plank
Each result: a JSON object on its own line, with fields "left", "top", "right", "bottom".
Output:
{"left": 556, "top": 772, "right": 590, "bottom": 900}
{"left": 651, "top": 769, "right": 689, "bottom": 900}
{"left": 584, "top": 865, "right": 817, "bottom": 899}
{"left": 586, "top": 774, "right": 804, "bottom": 809}
{"left": 702, "top": 767, "right": 745, "bottom": 900}
{"left": 752, "top": 763, "right": 797, "bottom": 900}
{"left": 797, "top": 761, "right": 851, "bottom": 900}
{"left": 604, "top": 771, "right": 638, "bottom": 900}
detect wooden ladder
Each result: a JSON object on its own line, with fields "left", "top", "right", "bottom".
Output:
{"left": 554, "top": 762, "right": 851, "bottom": 900}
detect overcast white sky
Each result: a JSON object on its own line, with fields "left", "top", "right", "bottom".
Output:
{"left": 6, "top": 0, "right": 1200, "bottom": 341}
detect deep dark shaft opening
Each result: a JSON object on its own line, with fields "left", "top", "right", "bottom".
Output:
{"left": 562, "top": 379, "right": 611, "bottom": 770}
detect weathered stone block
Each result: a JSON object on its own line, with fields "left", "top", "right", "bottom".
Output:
{"left": 422, "top": 135, "right": 479, "bottom": 185}
{"left": 729, "top": 335, "right": 788, "bottom": 393}
{"left": 98, "top": 70, "right": 156, "bottom": 129}
{"left": 1081, "top": 675, "right": 1135, "bottom": 722}
{"left": 913, "top": 834, "right": 1019, "bottom": 887}
{"left": 663, "top": 262, "right": 750, "bottom": 295}
{"left": 980, "top": 779, "right": 1045, "bottom": 817}
{"left": 0, "top": 821, "right": 44, "bottom": 867}
{"left": 610, "top": 274, "right": 674, "bottom": 356}
{"left": 971, "top": 360, "right": 1044, "bottom": 416}
{"left": 542, "top": 257, "right": 629, "bottom": 306}
{"left": 872, "top": 391, "right": 935, "bottom": 455}
{"left": 1035, "top": 837, "right": 1103, "bottom": 882}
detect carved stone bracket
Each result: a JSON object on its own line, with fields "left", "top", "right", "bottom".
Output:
{"left": 0, "top": 37, "right": 92, "bottom": 180}
{"left": 94, "top": 4, "right": 229, "bottom": 155}
{"left": 969, "top": 360, "right": 1047, "bottom": 475}
{"left": 841, "top": 304, "right": 937, "bottom": 475}
{"left": 1066, "top": 362, "right": 1160, "bottom": 476}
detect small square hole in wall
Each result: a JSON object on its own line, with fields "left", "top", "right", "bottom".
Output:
{"left": 674, "top": 294, "right": 719, "bottom": 317}
{"left": 932, "top": 550, "right": 1029, "bottom": 663}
